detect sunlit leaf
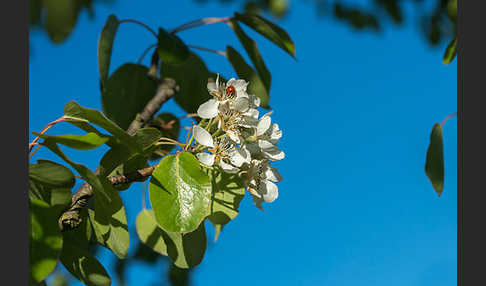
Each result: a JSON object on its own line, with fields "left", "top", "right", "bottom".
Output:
{"left": 98, "top": 14, "right": 120, "bottom": 84}
{"left": 29, "top": 159, "right": 75, "bottom": 189}
{"left": 157, "top": 28, "right": 190, "bottom": 64}
{"left": 30, "top": 199, "right": 63, "bottom": 283}
{"left": 136, "top": 209, "right": 207, "bottom": 268}
{"left": 234, "top": 12, "right": 296, "bottom": 58}
{"left": 64, "top": 101, "right": 141, "bottom": 152}
{"left": 443, "top": 38, "right": 457, "bottom": 65}
{"left": 425, "top": 123, "right": 444, "bottom": 196}
{"left": 226, "top": 46, "right": 270, "bottom": 108}
{"left": 33, "top": 132, "right": 110, "bottom": 150}
{"left": 149, "top": 152, "right": 211, "bottom": 233}
{"left": 207, "top": 171, "right": 245, "bottom": 242}
{"left": 228, "top": 19, "right": 271, "bottom": 93}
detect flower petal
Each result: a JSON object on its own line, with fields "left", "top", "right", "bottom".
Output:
{"left": 229, "top": 147, "right": 251, "bottom": 167}
{"left": 207, "top": 81, "right": 217, "bottom": 91}
{"left": 197, "top": 99, "right": 220, "bottom": 119}
{"left": 258, "top": 180, "right": 278, "bottom": 203}
{"left": 230, "top": 97, "right": 250, "bottom": 113}
{"left": 264, "top": 165, "right": 282, "bottom": 182}
{"left": 193, "top": 125, "right": 214, "bottom": 147}
{"left": 219, "top": 160, "right": 240, "bottom": 173}
{"left": 226, "top": 130, "right": 241, "bottom": 144}
{"left": 259, "top": 140, "right": 285, "bottom": 161}
{"left": 257, "top": 113, "right": 272, "bottom": 136}
{"left": 267, "top": 123, "right": 282, "bottom": 143}
{"left": 196, "top": 152, "right": 215, "bottom": 166}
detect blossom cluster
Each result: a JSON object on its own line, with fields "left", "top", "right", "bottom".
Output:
{"left": 192, "top": 75, "right": 284, "bottom": 209}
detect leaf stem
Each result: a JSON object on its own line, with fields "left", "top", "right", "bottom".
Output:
{"left": 169, "top": 17, "right": 232, "bottom": 34}
{"left": 441, "top": 112, "right": 457, "bottom": 127}
{"left": 29, "top": 116, "right": 66, "bottom": 153}
{"left": 119, "top": 19, "right": 158, "bottom": 38}
{"left": 187, "top": 45, "right": 226, "bottom": 57}
{"left": 137, "top": 43, "right": 157, "bottom": 65}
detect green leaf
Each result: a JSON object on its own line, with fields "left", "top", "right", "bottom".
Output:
{"left": 62, "top": 209, "right": 92, "bottom": 249}
{"left": 60, "top": 241, "right": 111, "bottom": 286}
{"left": 234, "top": 12, "right": 296, "bottom": 58}
{"left": 443, "top": 38, "right": 457, "bottom": 65}
{"left": 226, "top": 46, "right": 270, "bottom": 108}
{"left": 228, "top": 19, "right": 271, "bottom": 93}
{"left": 162, "top": 52, "right": 215, "bottom": 114}
{"left": 207, "top": 171, "right": 245, "bottom": 242}
{"left": 98, "top": 14, "right": 120, "bottom": 84}
{"left": 147, "top": 113, "right": 181, "bottom": 159}
{"left": 29, "top": 179, "right": 72, "bottom": 208}
{"left": 425, "top": 123, "right": 444, "bottom": 196}
{"left": 101, "top": 64, "right": 158, "bottom": 130}
{"left": 157, "top": 28, "right": 190, "bottom": 64}
{"left": 44, "top": 0, "right": 80, "bottom": 43}
{"left": 88, "top": 178, "right": 130, "bottom": 259}
{"left": 149, "top": 152, "right": 211, "bottom": 233}
{"left": 136, "top": 209, "right": 207, "bottom": 268}
{"left": 30, "top": 199, "right": 63, "bottom": 283}
{"left": 64, "top": 101, "right": 141, "bottom": 152}
{"left": 29, "top": 159, "right": 75, "bottom": 189}
{"left": 32, "top": 132, "right": 110, "bottom": 150}
{"left": 136, "top": 209, "right": 170, "bottom": 256}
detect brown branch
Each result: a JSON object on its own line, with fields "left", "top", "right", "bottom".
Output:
{"left": 59, "top": 164, "right": 158, "bottom": 230}
{"left": 59, "top": 72, "right": 178, "bottom": 231}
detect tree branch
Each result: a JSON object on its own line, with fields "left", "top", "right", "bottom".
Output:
{"left": 59, "top": 164, "right": 158, "bottom": 230}
{"left": 59, "top": 70, "right": 178, "bottom": 231}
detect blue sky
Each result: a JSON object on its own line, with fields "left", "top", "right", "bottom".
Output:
{"left": 29, "top": 0, "right": 457, "bottom": 285}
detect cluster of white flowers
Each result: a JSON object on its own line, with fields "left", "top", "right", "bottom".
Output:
{"left": 192, "top": 75, "right": 284, "bottom": 209}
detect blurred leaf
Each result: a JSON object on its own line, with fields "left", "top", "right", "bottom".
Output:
{"left": 49, "top": 273, "right": 69, "bottom": 286}
{"left": 44, "top": 0, "right": 80, "bottom": 43}
{"left": 169, "top": 264, "right": 191, "bottom": 286}
{"left": 33, "top": 132, "right": 110, "bottom": 150}
{"left": 64, "top": 101, "right": 141, "bottom": 152}
{"left": 98, "top": 14, "right": 120, "bottom": 85}
{"left": 443, "top": 37, "right": 457, "bottom": 65}
{"left": 101, "top": 64, "right": 158, "bottom": 130}
{"left": 375, "top": 0, "right": 403, "bottom": 24}
{"left": 447, "top": 0, "right": 457, "bottom": 22}
{"left": 30, "top": 199, "right": 63, "bottom": 283}
{"left": 30, "top": 0, "right": 42, "bottom": 26}
{"left": 226, "top": 46, "right": 270, "bottom": 108}
{"left": 157, "top": 28, "right": 190, "bottom": 64}
{"left": 29, "top": 159, "right": 75, "bottom": 189}
{"left": 149, "top": 152, "right": 211, "bottom": 233}
{"left": 425, "top": 123, "right": 444, "bottom": 196}
{"left": 234, "top": 12, "right": 296, "bottom": 58}
{"left": 269, "top": 0, "right": 289, "bottom": 18}
{"left": 147, "top": 113, "right": 180, "bottom": 158}
{"left": 60, "top": 241, "right": 111, "bottom": 286}
{"left": 207, "top": 171, "right": 245, "bottom": 242}
{"left": 333, "top": 3, "right": 380, "bottom": 31}
{"left": 162, "top": 52, "right": 214, "bottom": 114}
{"left": 228, "top": 19, "right": 271, "bottom": 93}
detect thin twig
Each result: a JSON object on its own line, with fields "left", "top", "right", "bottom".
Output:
{"left": 29, "top": 116, "right": 66, "bottom": 153}
{"left": 119, "top": 19, "right": 158, "bottom": 38}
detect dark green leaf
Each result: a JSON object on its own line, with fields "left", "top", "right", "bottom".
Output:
{"left": 443, "top": 38, "right": 457, "bottom": 65}
{"left": 162, "top": 52, "right": 214, "bottom": 114}
{"left": 226, "top": 46, "right": 270, "bottom": 108}
{"left": 157, "top": 28, "right": 190, "bottom": 64}
{"left": 234, "top": 12, "right": 296, "bottom": 58}
{"left": 136, "top": 209, "right": 206, "bottom": 268}
{"left": 60, "top": 241, "right": 111, "bottom": 286}
{"left": 425, "top": 123, "right": 444, "bottom": 196}
{"left": 62, "top": 209, "right": 92, "bottom": 249}
{"left": 98, "top": 14, "right": 120, "bottom": 84}
{"left": 101, "top": 64, "right": 158, "bottom": 130}
{"left": 29, "top": 159, "right": 75, "bottom": 189}
{"left": 64, "top": 101, "right": 141, "bottom": 152}
{"left": 30, "top": 199, "right": 63, "bottom": 283}
{"left": 44, "top": 0, "right": 80, "bottom": 43}
{"left": 228, "top": 19, "right": 271, "bottom": 93}
{"left": 29, "top": 179, "right": 72, "bottom": 208}
{"left": 149, "top": 152, "right": 211, "bottom": 233}
{"left": 32, "top": 132, "right": 110, "bottom": 150}
{"left": 207, "top": 171, "right": 245, "bottom": 242}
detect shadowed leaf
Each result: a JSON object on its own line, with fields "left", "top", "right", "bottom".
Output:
{"left": 98, "top": 14, "right": 120, "bottom": 84}
{"left": 425, "top": 123, "right": 444, "bottom": 196}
